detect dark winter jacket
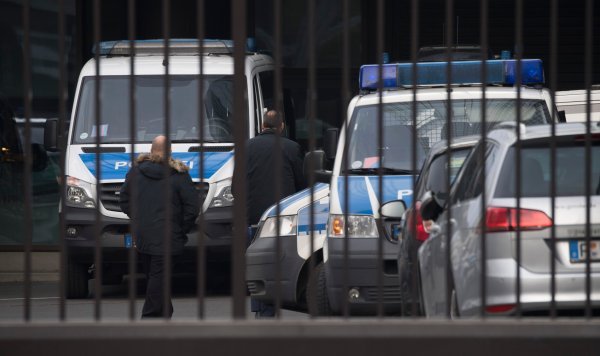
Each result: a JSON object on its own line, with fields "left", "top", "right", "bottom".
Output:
{"left": 234, "top": 130, "right": 306, "bottom": 225}
{"left": 119, "top": 153, "right": 200, "bottom": 255}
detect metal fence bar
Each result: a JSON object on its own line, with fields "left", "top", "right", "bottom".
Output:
{"left": 127, "top": 0, "right": 137, "bottom": 321}
{"left": 341, "top": 0, "right": 350, "bottom": 319}
{"left": 584, "top": 0, "right": 593, "bottom": 320}
{"left": 514, "top": 0, "right": 523, "bottom": 318}
{"left": 196, "top": 0, "right": 206, "bottom": 320}
{"left": 409, "top": 0, "right": 419, "bottom": 319}
{"left": 273, "top": 0, "right": 284, "bottom": 319}
{"left": 231, "top": 0, "right": 248, "bottom": 319}
{"left": 57, "top": 0, "right": 68, "bottom": 321}
{"left": 375, "top": 0, "right": 384, "bottom": 319}
{"left": 479, "top": 0, "right": 488, "bottom": 319}
{"left": 162, "top": 0, "right": 173, "bottom": 321}
{"left": 21, "top": 0, "right": 33, "bottom": 323}
{"left": 307, "top": 0, "right": 316, "bottom": 319}
{"left": 93, "top": 0, "right": 102, "bottom": 321}
{"left": 444, "top": 0, "right": 454, "bottom": 319}
{"left": 549, "top": 0, "right": 558, "bottom": 319}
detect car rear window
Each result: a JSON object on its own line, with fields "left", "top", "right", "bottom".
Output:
{"left": 495, "top": 144, "right": 600, "bottom": 197}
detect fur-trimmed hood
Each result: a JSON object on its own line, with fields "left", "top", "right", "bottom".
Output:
{"left": 136, "top": 153, "right": 189, "bottom": 179}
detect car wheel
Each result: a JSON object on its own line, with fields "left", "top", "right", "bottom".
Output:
{"left": 307, "top": 262, "right": 331, "bottom": 316}
{"left": 67, "top": 259, "right": 89, "bottom": 299}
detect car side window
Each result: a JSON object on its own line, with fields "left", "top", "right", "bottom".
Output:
{"left": 451, "top": 142, "right": 496, "bottom": 204}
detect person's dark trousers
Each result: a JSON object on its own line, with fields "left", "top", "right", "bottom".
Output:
{"left": 247, "top": 225, "right": 275, "bottom": 318}
{"left": 139, "top": 252, "right": 174, "bottom": 319}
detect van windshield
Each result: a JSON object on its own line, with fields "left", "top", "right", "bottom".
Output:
{"left": 343, "top": 99, "right": 551, "bottom": 174}
{"left": 73, "top": 75, "right": 239, "bottom": 144}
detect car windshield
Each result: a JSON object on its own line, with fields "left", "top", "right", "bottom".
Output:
{"left": 343, "top": 99, "right": 551, "bottom": 174}
{"left": 495, "top": 144, "right": 600, "bottom": 197}
{"left": 73, "top": 75, "right": 239, "bottom": 144}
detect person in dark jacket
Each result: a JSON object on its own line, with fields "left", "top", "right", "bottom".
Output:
{"left": 119, "top": 135, "right": 199, "bottom": 318}
{"left": 234, "top": 110, "right": 306, "bottom": 317}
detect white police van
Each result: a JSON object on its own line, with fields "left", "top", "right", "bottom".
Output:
{"left": 53, "top": 39, "right": 274, "bottom": 298}
{"left": 246, "top": 58, "right": 560, "bottom": 314}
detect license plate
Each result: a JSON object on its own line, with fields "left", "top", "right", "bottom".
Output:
{"left": 569, "top": 240, "right": 600, "bottom": 262}
{"left": 124, "top": 234, "right": 133, "bottom": 249}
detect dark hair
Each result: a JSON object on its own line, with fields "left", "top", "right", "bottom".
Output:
{"left": 263, "top": 110, "right": 282, "bottom": 129}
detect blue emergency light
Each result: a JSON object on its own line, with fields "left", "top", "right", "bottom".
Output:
{"left": 95, "top": 39, "right": 235, "bottom": 56}
{"left": 359, "top": 59, "right": 544, "bottom": 91}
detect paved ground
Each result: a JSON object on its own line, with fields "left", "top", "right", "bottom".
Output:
{"left": 0, "top": 279, "right": 307, "bottom": 322}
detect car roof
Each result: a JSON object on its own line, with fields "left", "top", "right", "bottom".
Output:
{"left": 428, "top": 135, "right": 480, "bottom": 158}
{"left": 488, "top": 122, "right": 600, "bottom": 146}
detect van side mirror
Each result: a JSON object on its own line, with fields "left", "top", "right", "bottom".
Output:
{"left": 44, "top": 119, "right": 59, "bottom": 152}
{"left": 304, "top": 150, "right": 332, "bottom": 184}
{"left": 380, "top": 200, "right": 407, "bottom": 219}
{"left": 324, "top": 128, "right": 339, "bottom": 161}
{"left": 558, "top": 110, "right": 567, "bottom": 123}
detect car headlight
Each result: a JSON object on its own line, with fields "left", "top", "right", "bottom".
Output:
{"left": 66, "top": 176, "right": 96, "bottom": 208}
{"left": 259, "top": 216, "right": 297, "bottom": 238}
{"left": 328, "top": 214, "right": 378, "bottom": 238}
{"left": 209, "top": 180, "right": 234, "bottom": 208}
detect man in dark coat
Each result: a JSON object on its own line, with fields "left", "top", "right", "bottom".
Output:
{"left": 119, "top": 135, "right": 199, "bottom": 318}
{"left": 234, "top": 110, "right": 306, "bottom": 317}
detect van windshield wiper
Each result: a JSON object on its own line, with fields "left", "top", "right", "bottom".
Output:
{"left": 344, "top": 167, "right": 416, "bottom": 175}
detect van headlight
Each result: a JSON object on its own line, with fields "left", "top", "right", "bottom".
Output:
{"left": 209, "top": 179, "right": 234, "bottom": 208}
{"left": 328, "top": 214, "right": 379, "bottom": 238}
{"left": 259, "top": 216, "right": 297, "bottom": 238}
{"left": 66, "top": 176, "right": 96, "bottom": 208}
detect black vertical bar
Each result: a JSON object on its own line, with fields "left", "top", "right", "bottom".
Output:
{"left": 514, "top": 0, "right": 523, "bottom": 318}
{"left": 444, "top": 0, "right": 453, "bottom": 318}
{"left": 341, "top": 0, "right": 351, "bottom": 318}
{"left": 584, "top": 0, "right": 593, "bottom": 320}
{"left": 196, "top": 0, "right": 206, "bottom": 320}
{"left": 127, "top": 0, "right": 137, "bottom": 321}
{"left": 375, "top": 0, "right": 384, "bottom": 319}
{"left": 57, "top": 0, "right": 68, "bottom": 321}
{"left": 307, "top": 0, "right": 317, "bottom": 319}
{"left": 162, "top": 0, "right": 172, "bottom": 321}
{"left": 479, "top": 0, "right": 488, "bottom": 319}
{"left": 549, "top": 0, "right": 558, "bottom": 319}
{"left": 231, "top": 0, "right": 247, "bottom": 319}
{"left": 21, "top": 0, "right": 33, "bottom": 323}
{"left": 93, "top": 0, "right": 102, "bottom": 321}
{"left": 273, "top": 0, "right": 283, "bottom": 319}
{"left": 409, "top": 0, "right": 419, "bottom": 319}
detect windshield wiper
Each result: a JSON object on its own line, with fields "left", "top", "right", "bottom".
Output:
{"left": 171, "top": 139, "right": 222, "bottom": 143}
{"left": 344, "top": 167, "right": 416, "bottom": 175}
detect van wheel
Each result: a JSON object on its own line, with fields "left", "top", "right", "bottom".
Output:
{"left": 67, "top": 260, "right": 89, "bottom": 299}
{"left": 307, "top": 262, "right": 331, "bottom": 316}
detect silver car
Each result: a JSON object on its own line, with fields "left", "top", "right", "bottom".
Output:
{"left": 419, "top": 122, "right": 600, "bottom": 317}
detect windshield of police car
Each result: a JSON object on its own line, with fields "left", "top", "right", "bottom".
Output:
{"left": 73, "top": 75, "right": 239, "bottom": 144}
{"left": 344, "top": 99, "right": 551, "bottom": 173}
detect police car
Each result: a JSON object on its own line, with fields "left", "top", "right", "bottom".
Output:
{"left": 246, "top": 57, "right": 560, "bottom": 315}
{"left": 50, "top": 39, "right": 274, "bottom": 298}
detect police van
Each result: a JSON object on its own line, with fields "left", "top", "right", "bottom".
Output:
{"left": 246, "top": 58, "right": 560, "bottom": 314}
{"left": 50, "top": 39, "right": 274, "bottom": 298}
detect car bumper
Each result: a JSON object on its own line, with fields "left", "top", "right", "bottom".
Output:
{"left": 64, "top": 206, "right": 233, "bottom": 263}
{"left": 325, "top": 237, "right": 402, "bottom": 315}
{"left": 246, "top": 236, "right": 306, "bottom": 309}
{"left": 460, "top": 258, "right": 600, "bottom": 316}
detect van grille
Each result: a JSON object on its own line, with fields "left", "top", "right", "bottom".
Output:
{"left": 100, "top": 182, "right": 210, "bottom": 213}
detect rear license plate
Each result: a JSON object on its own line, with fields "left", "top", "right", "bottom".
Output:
{"left": 569, "top": 240, "right": 600, "bottom": 262}
{"left": 125, "top": 234, "right": 132, "bottom": 249}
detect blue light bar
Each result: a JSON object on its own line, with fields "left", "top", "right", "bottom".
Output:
{"left": 359, "top": 59, "right": 544, "bottom": 90}
{"left": 95, "top": 39, "right": 236, "bottom": 56}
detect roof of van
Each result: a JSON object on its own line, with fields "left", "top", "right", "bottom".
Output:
{"left": 78, "top": 53, "right": 274, "bottom": 77}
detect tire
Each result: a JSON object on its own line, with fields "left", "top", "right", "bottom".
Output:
{"left": 306, "top": 262, "right": 332, "bottom": 316}
{"left": 67, "top": 260, "right": 89, "bottom": 299}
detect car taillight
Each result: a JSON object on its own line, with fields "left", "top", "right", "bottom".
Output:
{"left": 485, "top": 304, "right": 516, "bottom": 314}
{"left": 486, "top": 207, "right": 552, "bottom": 232}
{"left": 406, "top": 201, "right": 430, "bottom": 242}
